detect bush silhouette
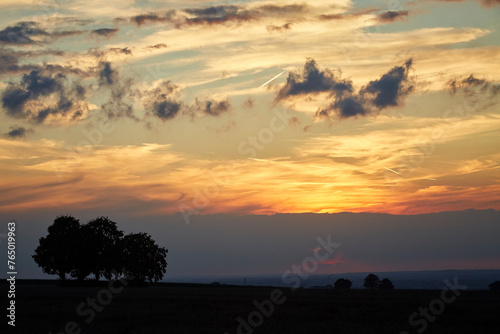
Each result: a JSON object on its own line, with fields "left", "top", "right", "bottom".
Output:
{"left": 33, "top": 215, "right": 168, "bottom": 283}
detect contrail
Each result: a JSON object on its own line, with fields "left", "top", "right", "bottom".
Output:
{"left": 384, "top": 167, "right": 401, "bottom": 175}
{"left": 260, "top": 70, "right": 286, "bottom": 87}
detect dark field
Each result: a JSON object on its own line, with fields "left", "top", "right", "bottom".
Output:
{"left": 4, "top": 280, "right": 500, "bottom": 334}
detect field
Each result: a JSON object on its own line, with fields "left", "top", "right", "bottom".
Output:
{"left": 4, "top": 280, "right": 500, "bottom": 334}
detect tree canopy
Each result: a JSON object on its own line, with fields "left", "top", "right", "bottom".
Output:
{"left": 334, "top": 278, "right": 352, "bottom": 290}
{"left": 32, "top": 215, "right": 168, "bottom": 283}
{"left": 363, "top": 274, "right": 380, "bottom": 289}
{"left": 378, "top": 278, "right": 395, "bottom": 289}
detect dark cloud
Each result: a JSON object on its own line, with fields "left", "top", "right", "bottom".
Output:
{"left": 256, "top": 4, "right": 308, "bottom": 14}
{"left": 276, "top": 58, "right": 353, "bottom": 100}
{"left": 145, "top": 43, "right": 168, "bottom": 49}
{"left": 121, "top": 4, "right": 308, "bottom": 29}
{"left": 276, "top": 59, "right": 414, "bottom": 120}
{"left": 0, "top": 50, "right": 19, "bottom": 74}
{"left": 96, "top": 63, "right": 140, "bottom": 120}
{"left": 91, "top": 28, "right": 119, "bottom": 37}
{"left": 98, "top": 61, "right": 118, "bottom": 86}
{"left": 50, "top": 29, "right": 86, "bottom": 39}
{"left": 126, "top": 11, "right": 176, "bottom": 26}
{"left": 109, "top": 47, "right": 133, "bottom": 55}
{"left": 447, "top": 74, "right": 500, "bottom": 96}
{"left": 195, "top": 99, "right": 231, "bottom": 116}
{"left": 317, "top": 96, "right": 367, "bottom": 119}
{"left": 177, "top": 8, "right": 257, "bottom": 28}
{"left": 5, "top": 126, "right": 33, "bottom": 139}
{"left": 1, "top": 69, "right": 89, "bottom": 123}
{"left": 266, "top": 23, "right": 293, "bottom": 32}
{"left": 319, "top": 9, "right": 375, "bottom": 21}
{"left": 0, "top": 48, "right": 89, "bottom": 77}
{"left": 377, "top": 10, "right": 409, "bottom": 23}
{"left": 0, "top": 21, "right": 85, "bottom": 45}
{"left": 0, "top": 21, "right": 49, "bottom": 45}
{"left": 143, "top": 81, "right": 182, "bottom": 121}
{"left": 361, "top": 59, "right": 413, "bottom": 109}
{"left": 184, "top": 5, "right": 240, "bottom": 17}
{"left": 100, "top": 80, "right": 138, "bottom": 121}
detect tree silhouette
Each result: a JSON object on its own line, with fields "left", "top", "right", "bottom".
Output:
{"left": 32, "top": 215, "right": 81, "bottom": 281}
{"left": 363, "top": 274, "right": 380, "bottom": 289}
{"left": 334, "top": 278, "right": 352, "bottom": 290}
{"left": 122, "top": 233, "right": 168, "bottom": 282}
{"left": 33, "top": 215, "right": 168, "bottom": 284}
{"left": 489, "top": 281, "right": 500, "bottom": 291}
{"left": 121, "top": 232, "right": 168, "bottom": 283}
{"left": 378, "top": 278, "right": 395, "bottom": 289}
{"left": 81, "top": 217, "right": 124, "bottom": 281}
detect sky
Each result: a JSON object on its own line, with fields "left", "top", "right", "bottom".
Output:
{"left": 0, "top": 0, "right": 499, "bottom": 279}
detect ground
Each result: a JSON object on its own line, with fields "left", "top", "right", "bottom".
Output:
{"left": 3, "top": 280, "right": 500, "bottom": 333}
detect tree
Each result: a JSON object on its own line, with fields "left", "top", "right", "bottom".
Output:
{"left": 379, "top": 278, "right": 395, "bottom": 289}
{"left": 363, "top": 274, "right": 380, "bottom": 289}
{"left": 81, "top": 217, "right": 124, "bottom": 281}
{"left": 122, "top": 232, "right": 168, "bottom": 283}
{"left": 489, "top": 281, "right": 500, "bottom": 291}
{"left": 32, "top": 215, "right": 81, "bottom": 281}
{"left": 334, "top": 278, "right": 352, "bottom": 290}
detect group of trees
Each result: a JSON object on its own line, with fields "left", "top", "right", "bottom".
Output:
{"left": 32, "top": 215, "right": 168, "bottom": 283}
{"left": 364, "top": 274, "right": 394, "bottom": 289}
{"left": 333, "top": 274, "right": 395, "bottom": 290}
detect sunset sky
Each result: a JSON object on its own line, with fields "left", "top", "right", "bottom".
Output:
{"left": 1, "top": 0, "right": 499, "bottom": 278}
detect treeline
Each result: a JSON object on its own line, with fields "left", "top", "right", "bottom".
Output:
{"left": 32, "top": 215, "right": 167, "bottom": 283}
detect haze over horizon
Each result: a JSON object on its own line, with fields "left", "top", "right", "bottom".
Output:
{"left": 1, "top": 0, "right": 499, "bottom": 280}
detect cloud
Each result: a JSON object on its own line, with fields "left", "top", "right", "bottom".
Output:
{"left": 123, "top": 11, "right": 176, "bottom": 26}
{"left": 276, "top": 58, "right": 414, "bottom": 119}
{"left": 4, "top": 126, "right": 33, "bottom": 139}
{"left": 145, "top": 43, "right": 168, "bottom": 49}
{"left": 143, "top": 81, "right": 182, "bottom": 121}
{"left": 1, "top": 69, "right": 89, "bottom": 124}
{"left": 276, "top": 58, "right": 353, "bottom": 100}
{"left": 377, "top": 10, "right": 409, "bottom": 23}
{"left": 98, "top": 61, "right": 118, "bottom": 86}
{"left": 96, "top": 62, "right": 140, "bottom": 121}
{"left": 109, "top": 47, "right": 133, "bottom": 55}
{"left": 256, "top": 4, "right": 308, "bottom": 15}
{"left": 317, "top": 96, "right": 367, "bottom": 119}
{"left": 100, "top": 79, "right": 139, "bottom": 121}
{"left": 318, "top": 9, "right": 376, "bottom": 21}
{"left": 447, "top": 74, "right": 500, "bottom": 96}
{"left": 0, "top": 21, "right": 85, "bottom": 45}
{"left": 176, "top": 6, "right": 257, "bottom": 28}
{"left": 0, "top": 21, "right": 48, "bottom": 45}
{"left": 0, "top": 49, "right": 89, "bottom": 77}
{"left": 361, "top": 59, "right": 414, "bottom": 109}
{"left": 194, "top": 98, "right": 231, "bottom": 116}
{"left": 266, "top": 23, "right": 293, "bottom": 32}
{"left": 91, "top": 28, "right": 119, "bottom": 37}
{"left": 121, "top": 3, "right": 309, "bottom": 29}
